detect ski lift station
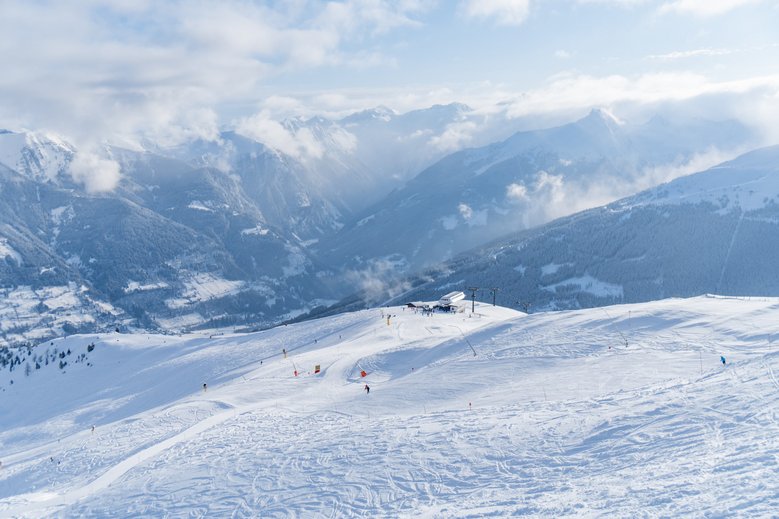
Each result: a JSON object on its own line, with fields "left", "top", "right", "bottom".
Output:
{"left": 405, "top": 291, "right": 466, "bottom": 313}
{"left": 438, "top": 291, "right": 466, "bottom": 306}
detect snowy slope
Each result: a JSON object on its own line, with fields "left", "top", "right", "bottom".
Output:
{"left": 627, "top": 144, "right": 779, "bottom": 212}
{"left": 2, "top": 296, "right": 779, "bottom": 516}
{"left": 0, "top": 130, "right": 73, "bottom": 183}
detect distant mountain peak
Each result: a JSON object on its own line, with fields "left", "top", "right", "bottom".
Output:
{"left": 341, "top": 106, "right": 397, "bottom": 124}
{"left": 580, "top": 107, "right": 623, "bottom": 127}
{"left": 430, "top": 102, "right": 472, "bottom": 114}
{"left": 0, "top": 129, "right": 75, "bottom": 182}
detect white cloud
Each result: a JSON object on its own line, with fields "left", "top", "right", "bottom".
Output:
{"left": 69, "top": 152, "right": 122, "bottom": 193}
{"left": 460, "top": 0, "right": 531, "bottom": 25}
{"left": 647, "top": 48, "right": 734, "bottom": 60}
{"left": 0, "top": 0, "right": 776, "bottom": 156}
{"left": 506, "top": 182, "right": 528, "bottom": 201}
{"left": 577, "top": 0, "right": 650, "bottom": 4}
{"left": 659, "top": 0, "right": 763, "bottom": 16}
{"left": 458, "top": 203, "right": 474, "bottom": 220}
{"left": 534, "top": 170, "right": 564, "bottom": 192}
{"left": 504, "top": 146, "right": 754, "bottom": 230}
{"left": 0, "top": 0, "right": 430, "bottom": 148}
{"left": 503, "top": 72, "right": 779, "bottom": 119}
{"left": 235, "top": 112, "right": 324, "bottom": 161}
{"left": 441, "top": 214, "right": 458, "bottom": 230}
{"left": 344, "top": 257, "right": 411, "bottom": 303}
{"left": 294, "top": 128, "right": 326, "bottom": 160}
{"left": 260, "top": 96, "right": 310, "bottom": 119}
{"left": 749, "top": 88, "right": 779, "bottom": 144}
{"left": 635, "top": 147, "right": 745, "bottom": 191}
{"left": 428, "top": 121, "right": 479, "bottom": 152}
{"left": 241, "top": 71, "right": 779, "bottom": 129}
{"left": 317, "top": 0, "right": 428, "bottom": 36}
{"left": 329, "top": 126, "right": 360, "bottom": 154}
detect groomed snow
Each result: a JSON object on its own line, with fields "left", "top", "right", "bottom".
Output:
{"left": 2, "top": 296, "right": 779, "bottom": 516}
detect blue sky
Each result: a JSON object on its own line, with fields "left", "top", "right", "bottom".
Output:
{"left": 1, "top": 0, "right": 778, "bottom": 145}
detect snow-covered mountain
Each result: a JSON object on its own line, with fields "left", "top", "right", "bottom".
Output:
{"left": 0, "top": 131, "right": 337, "bottom": 346}
{"left": 0, "top": 109, "right": 763, "bottom": 347}
{"left": 2, "top": 296, "right": 779, "bottom": 516}
{"left": 160, "top": 103, "right": 527, "bottom": 216}
{"left": 151, "top": 131, "right": 356, "bottom": 240}
{"left": 0, "top": 106, "right": 554, "bottom": 346}
{"left": 0, "top": 129, "right": 74, "bottom": 183}
{"left": 382, "top": 144, "right": 779, "bottom": 312}
{"left": 320, "top": 110, "right": 755, "bottom": 274}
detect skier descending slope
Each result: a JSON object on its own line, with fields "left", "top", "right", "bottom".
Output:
{"left": 721, "top": 356, "right": 727, "bottom": 366}
{"left": 364, "top": 384, "right": 370, "bottom": 394}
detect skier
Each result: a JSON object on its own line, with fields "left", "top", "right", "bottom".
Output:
{"left": 203, "top": 383, "right": 207, "bottom": 392}
{"left": 721, "top": 356, "right": 726, "bottom": 366}
{"left": 364, "top": 384, "right": 370, "bottom": 394}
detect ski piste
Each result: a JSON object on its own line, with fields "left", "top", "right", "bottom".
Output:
{"left": 2, "top": 295, "right": 779, "bottom": 516}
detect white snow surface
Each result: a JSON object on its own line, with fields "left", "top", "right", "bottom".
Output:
{"left": 240, "top": 225, "right": 269, "bottom": 236}
{"left": 164, "top": 273, "right": 244, "bottom": 310}
{"left": 123, "top": 281, "right": 169, "bottom": 294}
{"left": 3, "top": 296, "right": 779, "bottom": 516}
{"left": 0, "top": 284, "right": 120, "bottom": 348}
{"left": 186, "top": 201, "right": 214, "bottom": 212}
{"left": 0, "top": 131, "right": 73, "bottom": 181}
{"left": 623, "top": 147, "right": 779, "bottom": 213}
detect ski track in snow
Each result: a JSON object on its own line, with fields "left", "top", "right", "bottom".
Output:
{"left": 2, "top": 299, "right": 779, "bottom": 517}
{"left": 717, "top": 210, "right": 745, "bottom": 293}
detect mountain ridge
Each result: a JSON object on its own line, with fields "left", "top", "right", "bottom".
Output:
{"left": 375, "top": 143, "right": 779, "bottom": 312}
